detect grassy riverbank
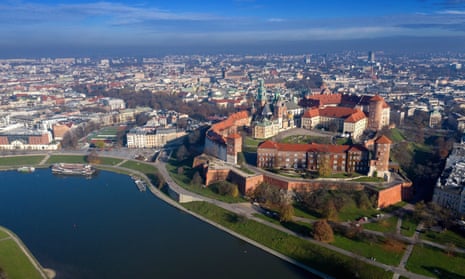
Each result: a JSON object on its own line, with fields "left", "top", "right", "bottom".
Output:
{"left": 0, "top": 155, "right": 45, "bottom": 167}
{"left": 0, "top": 227, "right": 45, "bottom": 279}
{"left": 183, "top": 201, "right": 392, "bottom": 279}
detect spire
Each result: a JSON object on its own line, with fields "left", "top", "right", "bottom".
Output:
{"left": 256, "top": 79, "right": 266, "bottom": 107}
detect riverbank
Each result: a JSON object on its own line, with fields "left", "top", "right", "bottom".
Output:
{"left": 0, "top": 226, "right": 53, "bottom": 279}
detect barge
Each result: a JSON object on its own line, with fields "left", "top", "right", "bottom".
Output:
{"left": 51, "top": 163, "right": 95, "bottom": 176}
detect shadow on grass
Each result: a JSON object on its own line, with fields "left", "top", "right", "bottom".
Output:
{"left": 225, "top": 212, "right": 246, "bottom": 224}
{"left": 423, "top": 266, "right": 465, "bottom": 279}
{"left": 281, "top": 221, "right": 312, "bottom": 236}
{"left": 294, "top": 203, "right": 323, "bottom": 219}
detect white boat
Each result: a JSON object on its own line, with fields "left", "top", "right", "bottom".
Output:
{"left": 17, "top": 166, "right": 35, "bottom": 173}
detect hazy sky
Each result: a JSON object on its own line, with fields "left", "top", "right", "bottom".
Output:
{"left": 2, "top": 0, "right": 465, "bottom": 56}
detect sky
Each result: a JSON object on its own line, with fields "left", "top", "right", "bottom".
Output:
{"left": 2, "top": 0, "right": 465, "bottom": 57}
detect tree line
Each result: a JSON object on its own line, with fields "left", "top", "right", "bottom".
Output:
{"left": 73, "top": 85, "right": 236, "bottom": 121}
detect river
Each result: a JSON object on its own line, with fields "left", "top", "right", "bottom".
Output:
{"left": 0, "top": 169, "right": 317, "bottom": 278}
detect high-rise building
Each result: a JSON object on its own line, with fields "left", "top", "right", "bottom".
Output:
{"left": 368, "top": 51, "right": 375, "bottom": 63}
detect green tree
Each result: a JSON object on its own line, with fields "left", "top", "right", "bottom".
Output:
{"left": 279, "top": 203, "right": 294, "bottom": 222}
{"left": 356, "top": 191, "right": 372, "bottom": 210}
{"left": 313, "top": 219, "right": 334, "bottom": 243}
{"left": 322, "top": 199, "right": 338, "bottom": 220}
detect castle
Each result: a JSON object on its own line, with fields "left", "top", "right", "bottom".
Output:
{"left": 257, "top": 135, "right": 392, "bottom": 179}
{"left": 300, "top": 93, "right": 390, "bottom": 139}
{"left": 204, "top": 111, "right": 250, "bottom": 164}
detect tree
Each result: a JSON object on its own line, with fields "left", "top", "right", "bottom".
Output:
{"left": 322, "top": 199, "right": 338, "bottom": 220}
{"left": 279, "top": 203, "right": 294, "bottom": 222}
{"left": 313, "top": 219, "right": 334, "bottom": 243}
{"left": 191, "top": 171, "right": 203, "bottom": 186}
{"left": 356, "top": 191, "right": 373, "bottom": 210}
{"left": 211, "top": 181, "right": 239, "bottom": 197}
{"left": 177, "top": 167, "right": 184, "bottom": 175}
{"left": 176, "top": 145, "right": 189, "bottom": 161}
{"left": 86, "top": 150, "right": 101, "bottom": 164}
{"left": 446, "top": 242, "right": 456, "bottom": 257}
{"left": 318, "top": 153, "right": 332, "bottom": 177}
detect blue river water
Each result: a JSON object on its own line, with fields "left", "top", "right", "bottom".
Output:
{"left": 0, "top": 169, "right": 317, "bottom": 279}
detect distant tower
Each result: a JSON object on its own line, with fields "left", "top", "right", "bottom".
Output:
{"left": 368, "top": 51, "right": 375, "bottom": 63}
{"left": 305, "top": 55, "right": 311, "bottom": 64}
{"left": 368, "top": 95, "right": 383, "bottom": 131}
{"left": 256, "top": 79, "right": 266, "bottom": 107}
{"left": 273, "top": 91, "right": 287, "bottom": 128}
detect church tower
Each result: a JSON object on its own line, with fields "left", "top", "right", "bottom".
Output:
{"left": 256, "top": 79, "right": 266, "bottom": 108}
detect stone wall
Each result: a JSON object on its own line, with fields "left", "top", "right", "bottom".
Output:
{"left": 205, "top": 166, "right": 410, "bottom": 208}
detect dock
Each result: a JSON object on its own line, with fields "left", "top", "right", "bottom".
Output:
{"left": 134, "top": 179, "right": 147, "bottom": 192}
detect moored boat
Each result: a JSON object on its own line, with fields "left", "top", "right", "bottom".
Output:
{"left": 17, "top": 166, "right": 35, "bottom": 173}
{"left": 51, "top": 163, "right": 95, "bottom": 176}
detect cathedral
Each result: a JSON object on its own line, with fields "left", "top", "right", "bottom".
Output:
{"left": 251, "top": 80, "right": 295, "bottom": 139}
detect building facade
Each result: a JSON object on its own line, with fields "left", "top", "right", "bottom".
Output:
{"left": 257, "top": 140, "right": 370, "bottom": 174}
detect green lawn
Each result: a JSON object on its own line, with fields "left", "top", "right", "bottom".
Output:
{"left": 166, "top": 159, "right": 245, "bottom": 203}
{"left": 421, "top": 229, "right": 465, "bottom": 249}
{"left": 0, "top": 228, "right": 43, "bottom": 279}
{"left": 244, "top": 136, "right": 263, "bottom": 147}
{"left": 352, "top": 176, "right": 385, "bottom": 182}
{"left": 406, "top": 244, "right": 465, "bottom": 278}
{"left": 98, "top": 157, "right": 124, "bottom": 166}
{"left": 120, "top": 160, "right": 157, "bottom": 174}
{"left": 389, "top": 128, "right": 405, "bottom": 143}
{"left": 184, "top": 201, "right": 392, "bottom": 279}
{"left": 400, "top": 216, "right": 418, "bottom": 237}
{"left": 293, "top": 204, "right": 318, "bottom": 220}
{"left": 337, "top": 203, "right": 378, "bottom": 222}
{"left": 46, "top": 155, "right": 87, "bottom": 164}
{"left": 332, "top": 233, "right": 405, "bottom": 266}
{"left": 0, "top": 156, "right": 45, "bottom": 166}
{"left": 280, "top": 135, "right": 331, "bottom": 144}
{"left": 364, "top": 216, "right": 398, "bottom": 233}
{"left": 0, "top": 229, "right": 9, "bottom": 239}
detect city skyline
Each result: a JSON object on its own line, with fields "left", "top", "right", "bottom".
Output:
{"left": 2, "top": 0, "right": 465, "bottom": 57}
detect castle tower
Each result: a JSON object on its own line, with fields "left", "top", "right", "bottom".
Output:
{"left": 226, "top": 133, "right": 242, "bottom": 164}
{"left": 368, "top": 95, "right": 383, "bottom": 131}
{"left": 256, "top": 79, "right": 266, "bottom": 108}
{"left": 369, "top": 135, "right": 391, "bottom": 180}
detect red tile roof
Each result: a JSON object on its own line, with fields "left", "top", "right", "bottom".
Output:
{"left": 345, "top": 109, "right": 367, "bottom": 123}
{"left": 375, "top": 135, "right": 392, "bottom": 144}
{"left": 303, "top": 108, "right": 319, "bottom": 118}
{"left": 258, "top": 140, "right": 278, "bottom": 149}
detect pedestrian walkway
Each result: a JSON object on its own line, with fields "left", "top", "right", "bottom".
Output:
{"left": 115, "top": 159, "right": 128, "bottom": 167}
{"left": 38, "top": 154, "right": 50, "bottom": 165}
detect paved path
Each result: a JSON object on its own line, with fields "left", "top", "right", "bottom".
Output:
{"left": 38, "top": 154, "right": 50, "bottom": 165}
{"left": 115, "top": 159, "right": 128, "bottom": 167}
